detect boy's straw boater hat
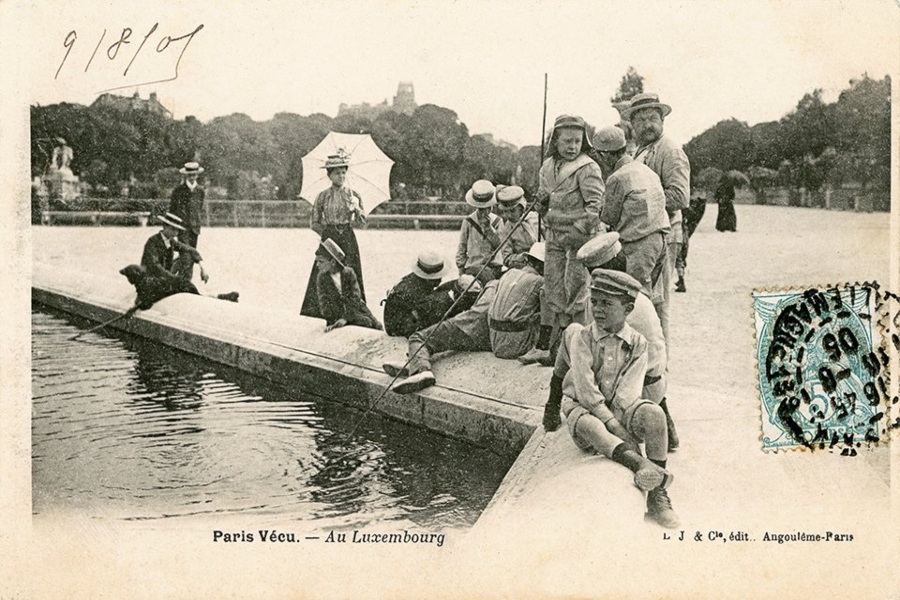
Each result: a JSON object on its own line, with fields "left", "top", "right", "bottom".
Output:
{"left": 321, "top": 154, "right": 351, "bottom": 170}
{"left": 465, "top": 180, "right": 497, "bottom": 208}
{"left": 179, "top": 161, "right": 204, "bottom": 174}
{"left": 317, "top": 238, "right": 347, "bottom": 266}
{"left": 621, "top": 93, "right": 672, "bottom": 120}
{"left": 412, "top": 251, "right": 449, "bottom": 280}
{"left": 157, "top": 212, "right": 186, "bottom": 231}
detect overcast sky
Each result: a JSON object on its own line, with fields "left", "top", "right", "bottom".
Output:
{"left": 17, "top": 0, "right": 900, "bottom": 147}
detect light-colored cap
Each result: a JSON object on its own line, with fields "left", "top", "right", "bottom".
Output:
{"left": 592, "top": 126, "right": 627, "bottom": 152}
{"left": 589, "top": 269, "right": 641, "bottom": 299}
{"left": 496, "top": 185, "right": 526, "bottom": 206}
{"left": 457, "top": 274, "right": 482, "bottom": 294}
{"left": 576, "top": 232, "right": 622, "bottom": 268}
{"left": 526, "top": 242, "right": 546, "bottom": 263}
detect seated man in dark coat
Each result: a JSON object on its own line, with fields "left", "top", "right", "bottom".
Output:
{"left": 383, "top": 251, "right": 450, "bottom": 337}
{"left": 141, "top": 212, "right": 209, "bottom": 283}
{"left": 314, "top": 239, "right": 382, "bottom": 333}
{"left": 383, "top": 252, "right": 482, "bottom": 337}
{"left": 123, "top": 212, "right": 237, "bottom": 309}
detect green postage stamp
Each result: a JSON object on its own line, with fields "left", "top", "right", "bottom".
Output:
{"left": 753, "top": 283, "right": 897, "bottom": 451}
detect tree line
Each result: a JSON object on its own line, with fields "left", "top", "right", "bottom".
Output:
{"left": 31, "top": 101, "right": 537, "bottom": 201}
{"left": 684, "top": 74, "right": 890, "bottom": 193}
{"left": 31, "top": 70, "right": 889, "bottom": 203}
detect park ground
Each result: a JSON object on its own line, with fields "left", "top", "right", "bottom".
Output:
{"left": 30, "top": 204, "right": 896, "bottom": 598}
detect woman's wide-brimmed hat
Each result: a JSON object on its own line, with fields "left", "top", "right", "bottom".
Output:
{"left": 412, "top": 251, "right": 449, "bottom": 280}
{"left": 465, "top": 179, "right": 497, "bottom": 208}
{"left": 179, "top": 161, "right": 204, "bottom": 174}
{"left": 621, "top": 93, "right": 672, "bottom": 120}
{"left": 157, "top": 212, "right": 186, "bottom": 231}
{"left": 321, "top": 154, "right": 351, "bottom": 170}
{"left": 317, "top": 238, "right": 346, "bottom": 266}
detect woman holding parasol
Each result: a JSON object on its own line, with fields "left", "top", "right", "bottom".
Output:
{"left": 300, "top": 152, "right": 368, "bottom": 318}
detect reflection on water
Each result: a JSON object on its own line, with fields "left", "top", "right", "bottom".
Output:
{"left": 32, "top": 307, "right": 513, "bottom": 529}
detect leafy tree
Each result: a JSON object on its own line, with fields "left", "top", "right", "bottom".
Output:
{"left": 780, "top": 89, "right": 834, "bottom": 161}
{"left": 610, "top": 67, "right": 645, "bottom": 104}
{"left": 684, "top": 119, "right": 752, "bottom": 174}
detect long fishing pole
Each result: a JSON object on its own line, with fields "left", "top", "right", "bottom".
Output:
{"left": 315, "top": 192, "right": 548, "bottom": 473}
{"left": 537, "top": 73, "right": 548, "bottom": 241}
{"left": 70, "top": 305, "right": 139, "bottom": 341}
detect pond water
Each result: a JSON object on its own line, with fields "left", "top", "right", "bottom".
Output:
{"left": 31, "top": 307, "right": 513, "bottom": 530}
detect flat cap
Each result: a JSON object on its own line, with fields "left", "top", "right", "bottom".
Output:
{"left": 589, "top": 269, "right": 641, "bottom": 299}
{"left": 496, "top": 185, "right": 526, "bottom": 206}
{"left": 592, "top": 126, "right": 627, "bottom": 152}
{"left": 576, "top": 232, "right": 622, "bottom": 268}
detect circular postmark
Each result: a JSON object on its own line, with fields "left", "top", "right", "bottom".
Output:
{"left": 754, "top": 285, "right": 887, "bottom": 450}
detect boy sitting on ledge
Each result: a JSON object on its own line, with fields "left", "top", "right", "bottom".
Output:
{"left": 314, "top": 239, "right": 382, "bottom": 333}
{"left": 543, "top": 268, "right": 680, "bottom": 529}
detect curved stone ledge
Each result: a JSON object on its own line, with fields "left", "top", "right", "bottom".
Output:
{"left": 32, "top": 263, "right": 545, "bottom": 459}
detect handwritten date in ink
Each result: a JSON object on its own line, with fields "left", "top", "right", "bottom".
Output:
{"left": 55, "top": 23, "right": 204, "bottom": 92}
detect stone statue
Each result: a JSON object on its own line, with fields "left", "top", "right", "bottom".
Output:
{"left": 44, "top": 136, "right": 81, "bottom": 203}
{"left": 50, "top": 137, "right": 74, "bottom": 175}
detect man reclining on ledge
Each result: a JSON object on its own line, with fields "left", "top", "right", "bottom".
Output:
{"left": 120, "top": 212, "right": 238, "bottom": 310}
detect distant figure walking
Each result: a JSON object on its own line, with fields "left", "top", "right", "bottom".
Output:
{"left": 301, "top": 153, "right": 367, "bottom": 319}
{"left": 714, "top": 180, "right": 737, "bottom": 232}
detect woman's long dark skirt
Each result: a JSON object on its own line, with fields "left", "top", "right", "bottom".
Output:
{"left": 300, "top": 225, "right": 366, "bottom": 318}
{"left": 715, "top": 201, "right": 737, "bottom": 232}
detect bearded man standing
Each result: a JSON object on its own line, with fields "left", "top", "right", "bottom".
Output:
{"left": 623, "top": 93, "right": 690, "bottom": 350}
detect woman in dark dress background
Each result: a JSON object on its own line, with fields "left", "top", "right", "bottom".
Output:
{"left": 714, "top": 179, "right": 737, "bottom": 232}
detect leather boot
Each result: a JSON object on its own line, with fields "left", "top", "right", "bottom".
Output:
{"left": 611, "top": 443, "right": 673, "bottom": 492}
{"left": 646, "top": 486, "right": 680, "bottom": 529}
{"left": 542, "top": 374, "right": 563, "bottom": 431}
{"left": 660, "top": 398, "right": 679, "bottom": 452}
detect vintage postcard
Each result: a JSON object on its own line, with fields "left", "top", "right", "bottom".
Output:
{"left": 2, "top": 0, "right": 899, "bottom": 598}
